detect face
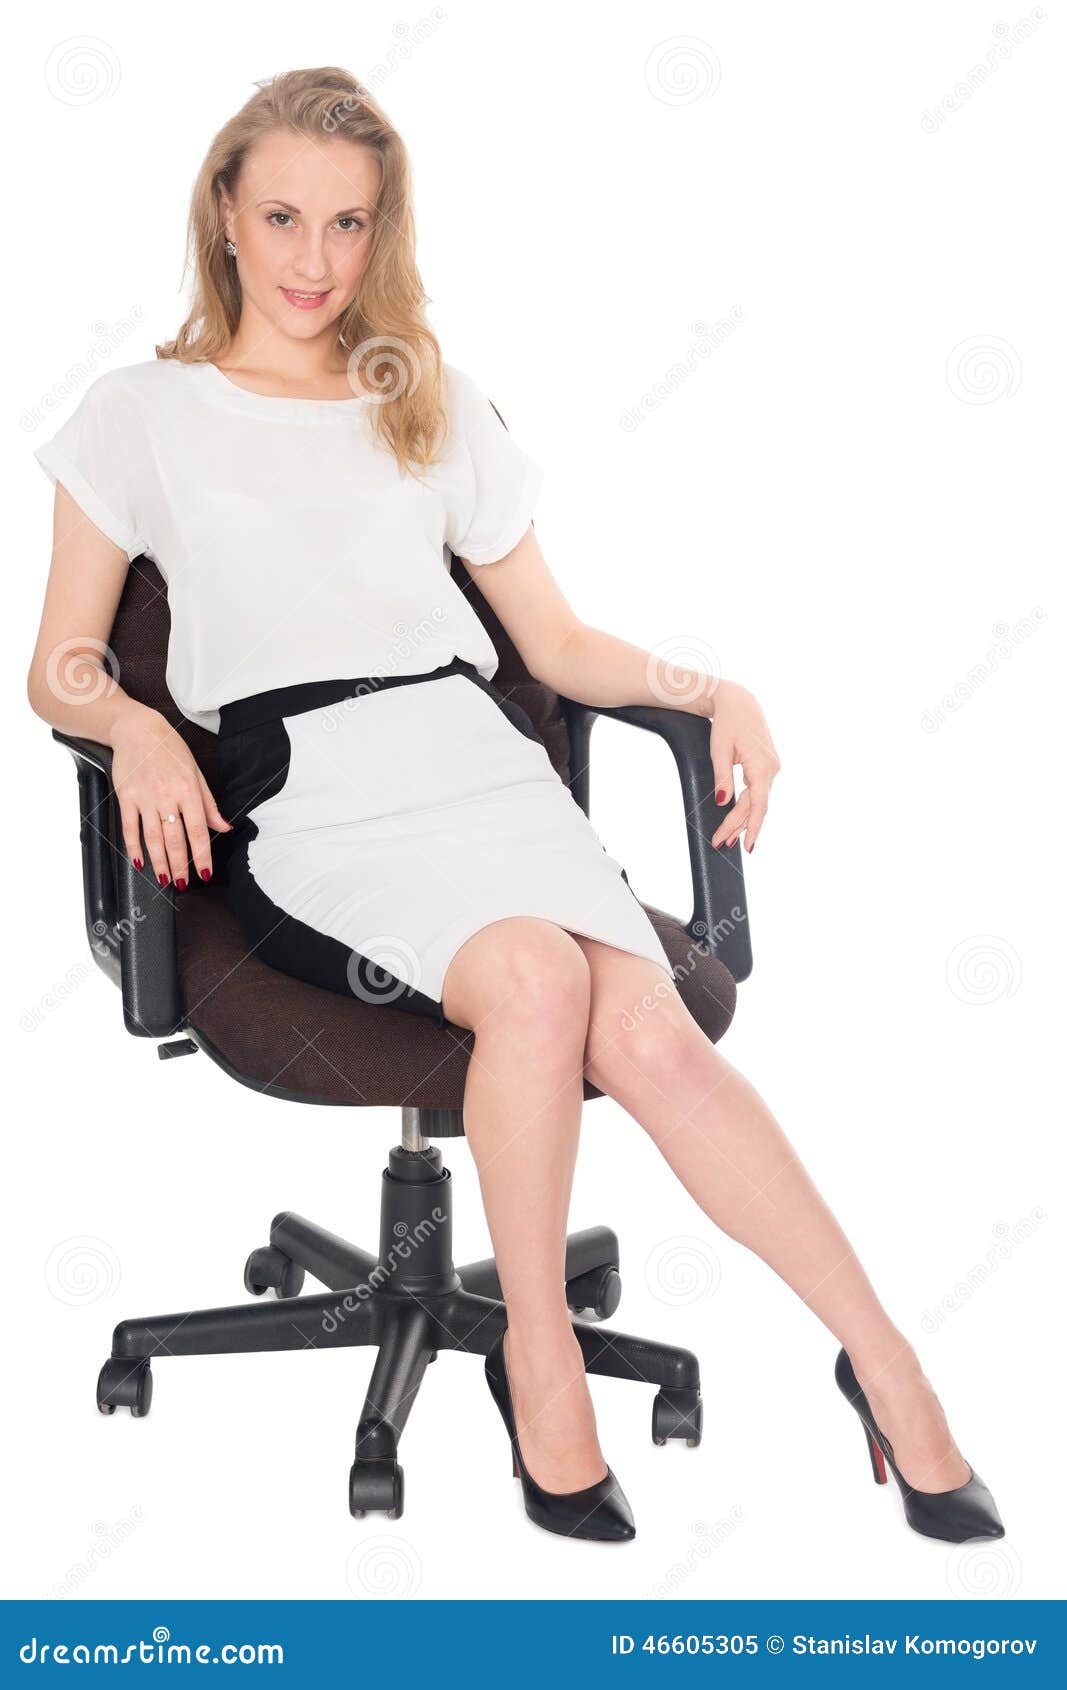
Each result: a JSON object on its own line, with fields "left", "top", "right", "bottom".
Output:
{"left": 219, "top": 129, "right": 381, "bottom": 348}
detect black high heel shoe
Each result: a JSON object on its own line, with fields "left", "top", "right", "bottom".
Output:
{"left": 484, "top": 1329, "right": 636, "bottom": 1541}
{"left": 835, "top": 1348, "right": 1005, "bottom": 1543}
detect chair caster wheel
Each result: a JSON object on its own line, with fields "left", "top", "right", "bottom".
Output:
{"left": 243, "top": 1245, "right": 305, "bottom": 1299}
{"left": 652, "top": 1387, "right": 702, "bottom": 1447}
{"left": 349, "top": 1460, "right": 404, "bottom": 1519}
{"left": 97, "top": 1358, "right": 153, "bottom": 1418}
{"left": 566, "top": 1263, "right": 621, "bottom": 1321}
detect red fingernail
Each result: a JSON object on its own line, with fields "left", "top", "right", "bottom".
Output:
{"left": 716, "top": 789, "right": 727, "bottom": 804}
{"left": 175, "top": 877, "right": 187, "bottom": 891}
{"left": 200, "top": 866, "right": 212, "bottom": 882}
{"left": 158, "top": 873, "right": 169, "bottom": 887}
{"left": 132, "top": 856, "right": 143, "bottom": 871}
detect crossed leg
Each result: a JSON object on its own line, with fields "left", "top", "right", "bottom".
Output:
{"left": 442, "top": 918, "right": 970, "bottom": 1498}
{"left": 573, "top": 933, "right": 971, "bottom": 1493}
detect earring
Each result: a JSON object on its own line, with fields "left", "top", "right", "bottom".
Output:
{"left": 225, "top": 238, "right": 236, "bottom": 256}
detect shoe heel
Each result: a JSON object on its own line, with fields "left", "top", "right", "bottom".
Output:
{"left": 863, "top": 1422, "right": 887, "bottom": 1484}
{"left": 486, "top": 1330, "right": 636, "bottom": 1540}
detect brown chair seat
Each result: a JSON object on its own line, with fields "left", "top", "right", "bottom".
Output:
{"left": 175, "top": 878, "right": 737, "bottom": 1109}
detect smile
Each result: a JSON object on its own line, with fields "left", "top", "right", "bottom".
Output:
{"left": 280, "top": 287, "right": 332, "bottom": 308}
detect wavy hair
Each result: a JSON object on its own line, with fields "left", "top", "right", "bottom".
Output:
{"left": 156, "top": 66, "right": 448, "bottom": 477}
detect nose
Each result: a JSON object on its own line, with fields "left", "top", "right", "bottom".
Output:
{"left": 291, "top": 229, "right": 332, "bottom": 283}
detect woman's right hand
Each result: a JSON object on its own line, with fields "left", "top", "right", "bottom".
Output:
{"left": 111, "top": 708, "right": 232, "bottom": 888}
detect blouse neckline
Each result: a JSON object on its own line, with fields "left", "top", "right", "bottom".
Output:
{"left": 193, "top": 359, "right": 375, "bottom": 421}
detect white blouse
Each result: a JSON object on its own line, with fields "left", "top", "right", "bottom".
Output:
{"left": 33, "top": 357, "right": 544, "bottom": 734}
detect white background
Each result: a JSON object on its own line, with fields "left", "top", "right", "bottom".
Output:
{"left": 6, "top": 1, "right": 1062, "bottom": 1603}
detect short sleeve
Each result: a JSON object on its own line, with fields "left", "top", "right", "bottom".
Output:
{"left": 33, "top": 374, "right": 145, "bottom": 561}
{"left": 445, "top": 368, "right": 543, "bottom": 566}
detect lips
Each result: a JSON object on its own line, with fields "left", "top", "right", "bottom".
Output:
{"left": 280, "top": 287, "right": 332, "bottom": 309}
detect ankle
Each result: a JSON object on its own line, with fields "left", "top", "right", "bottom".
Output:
{"left": 504, "top": 1321, "right": 583, "bottom": 1378}
{"left": 848, "top": 1331, "right": 919, "bottom": 1390}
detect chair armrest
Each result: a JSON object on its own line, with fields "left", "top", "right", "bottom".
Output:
{"left": 51, "top": 728, "right": 183, "bottom": 1037}
{"left": 560, "top": 699, "right": 753, "bottom": 982}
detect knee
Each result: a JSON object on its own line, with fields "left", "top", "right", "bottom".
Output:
{"left": 499, "top": 930, "right": 592, "bottom": 1040}
{"left": 586, "top": 997, "right": 713, "bottom": 1095}
{"left": 452, "top": 920, "right": 591, "bottom": 1049}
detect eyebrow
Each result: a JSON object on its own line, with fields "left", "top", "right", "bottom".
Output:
{"left": 257, "top": 199, "right": 374, "bottom": 217}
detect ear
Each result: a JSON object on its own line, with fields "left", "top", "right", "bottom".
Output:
{"left": 217, "top": 185, "right": 234, "bottom": 240}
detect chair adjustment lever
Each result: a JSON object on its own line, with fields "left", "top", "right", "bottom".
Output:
{"left": 157, "top": 1037, "right": 199, "bottom": 1061}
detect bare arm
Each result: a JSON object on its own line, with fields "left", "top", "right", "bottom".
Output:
{"left": 27, "top": 484, "right": 231, "bottom": 886}
{"left": 464, "top": 525, "right": 781, "bottom": 853}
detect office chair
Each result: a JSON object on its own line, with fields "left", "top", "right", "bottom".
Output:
{"left": 52, "top": 456, "right": 751, "bottom": 1520}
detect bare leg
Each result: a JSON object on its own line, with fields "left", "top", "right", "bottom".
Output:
{"left": 576, "top": 937, "right": 972, "bottom": 1493}
{"left": 441, "top": 917, "right": 610, "bottom": 1493}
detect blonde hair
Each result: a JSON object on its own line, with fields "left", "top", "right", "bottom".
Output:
{"left": 156, "top": 66, "right": 447, "bottom": 477}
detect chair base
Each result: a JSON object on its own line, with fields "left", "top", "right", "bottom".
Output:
{"left": 95, "top": 1143, "right": 703, "bottom": 1519}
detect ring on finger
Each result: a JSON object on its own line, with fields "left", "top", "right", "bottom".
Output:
{"left": 163, "top": 812, "right": 177, "bottom": 825}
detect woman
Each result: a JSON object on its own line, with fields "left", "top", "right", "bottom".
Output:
{"left": 27, "top": 66, "right": 1003, "bottom": 1546}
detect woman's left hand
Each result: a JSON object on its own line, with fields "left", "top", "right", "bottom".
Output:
{"left": 706, "top": 679, "right": 781, "bottom": 853}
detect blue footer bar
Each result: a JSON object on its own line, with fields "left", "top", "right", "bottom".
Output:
{"left": 2, "top": 1600, "right": 1063, "bottom": 1684}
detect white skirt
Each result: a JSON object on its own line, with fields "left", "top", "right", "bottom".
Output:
{"left": 217, "top": 659, "right": 673, "bottom": 1025}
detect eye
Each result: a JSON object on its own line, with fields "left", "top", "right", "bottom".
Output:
{"left": 337, "top": 216, "right": 366, "bottom": 233}
{"left": 266, "top": 211, "right": 294, "bottom": 228}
